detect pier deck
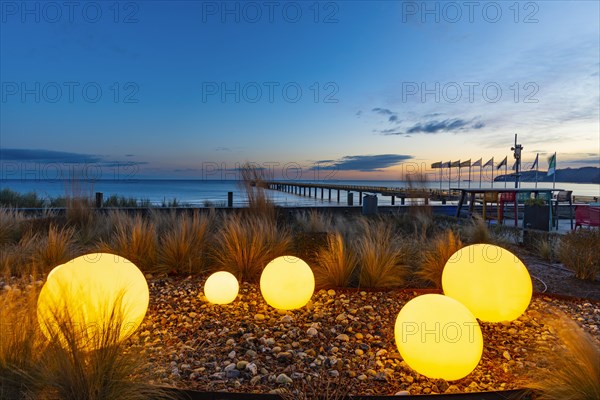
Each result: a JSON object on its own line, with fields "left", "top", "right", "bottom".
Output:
{"left": 263, "top": 181, "right": 460, "bottom": 206}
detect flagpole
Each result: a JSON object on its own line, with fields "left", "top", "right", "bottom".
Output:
{"left": 468, "top": 165, "right": 471, "bottom": 188}
{"left": 553, "top": 152, "right": 556, "bottom": 190}
{"left": 448, "top": 163, "right": 451, "bottom": 190}
{"left": 504, "top": 162, "right": 508, "bottom": 188}
{"left": 532, "top": 153, "right": 539, "bottom": 189}
{"left": 491, "top": 157, "right": 494, "bottom": 188}
{"left": 479, "top": 165, "right": 482, "bottom": 188}
{"left": 458, "top": 165, "right": 461, "bottom": 189}
{"left": 439, "top": 163, "right": 442, "bottom": 191}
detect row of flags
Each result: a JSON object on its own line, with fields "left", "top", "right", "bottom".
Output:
{"left": 431, "top": 153, "right": 557, "bottom": 176}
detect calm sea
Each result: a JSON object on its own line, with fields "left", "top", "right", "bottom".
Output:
{"left": 1, "top": 179, "right": 598, "bottom": 207}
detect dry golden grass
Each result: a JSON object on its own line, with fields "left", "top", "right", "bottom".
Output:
{"left": 535, "top": 237, "right": 555, "bottom": 262}
{"left": 0, "top": 208, "right": 26, "bottom": 245}
{"left": 558, "top": 229, "right": 600, "bottom": 281}
{"left": 0, "top": 284, "right": 174, "bottom": 400}
{"left": 239, "top": 162, "right": 276, "bottom": 218}
{"left": 158, "top": 211, "right": 214, "bottom": 275}
{"left": 356, "top": 219, "right": 410, "bottom": 288}
{"left": 313, "top": 232, "right": 358, "bottom": 289}
{"left": 295, "top": 210, "right": 335, "bottom": 233}
{"left": 32, "top": 225, "right": 80, "bottom": 274}
{"left": 525, "top": 311, "right": 600, "bottom": 400}
{"left": 98, "top": 214, "right": 158, "bottom": 273}
{"left": 72, "top": 209, "right": 126, "bottom": 247}
{"left": 489, "top": 224, "right": 522, "bottom": 246}
{"left": 417, "top": 229, "right": 463, "bottom": 288}
{"left": 39, "top": 301, "right": 172, "bottom": 400}
{"left": 150, "top": 209, "right": 178, "bottom": 238}
{"left": 65, "top": 197, "right": 94, "bottom": 227}
{"left": 212, "top": 213, "right": 291, "bottom": 283}
{"left": 409, "top": 204, "right": 434, "bottom": 239}
{"left": 0, "top": 286, "right": 46, "bottom": 399}
{"left": 462, "top": 215, "right": 492, "bottom": 244}
{"left": 0, "top": 233, "right": 40, "bottom": 279}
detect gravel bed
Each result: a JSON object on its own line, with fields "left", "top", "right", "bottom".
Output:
{"left": 132, "top": 276, "right": 600, "bottom": 396}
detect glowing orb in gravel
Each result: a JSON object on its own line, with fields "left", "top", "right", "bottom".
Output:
{"left": 204, "top": 271, "right": 239, "bottom": 304}
{"left": 442, "top": 244, "right": 532, "bottom": 322}
{"left": 395, "top": 294, "right": 483, "bottom": 381}
{"left": 37, "top": 253, "right": 149, "bottom": 351}
{"left": 260, "top": 256, "right": 314, "bottom": 310}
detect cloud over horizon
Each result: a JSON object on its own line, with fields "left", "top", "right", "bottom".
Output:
{"left": 1, "top": 148, "right": 103, "bottom": 163}
{"left": 0, "top": 148, "right": 147, "bottom": 168}
{"left": 382, "top": 118, "right": 486, "bottom": 136}
{"left": 372, "top": 108, "right": 401, "bottom": 124}
{"left": 312, "top": 154, "right": 413, "bottom": 172}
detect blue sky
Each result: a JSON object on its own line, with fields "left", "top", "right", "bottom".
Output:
{"left": 1, "top": 0, "right": 598, "bottom": 180}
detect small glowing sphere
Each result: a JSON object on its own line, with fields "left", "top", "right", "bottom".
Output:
{"left": 37, "top": 253, "right": 149, "bottom": 351}
{"left": 394, "top": 294, "right": 483, "bottom": 381}
{"left": 260, "top": 256, "right": 315, "bottom": 310}
{"left": 204, "top": 271, "right": 239, "bottom": 304}
{"left": 442, "top": 244, "right": 532, "bottom": 322}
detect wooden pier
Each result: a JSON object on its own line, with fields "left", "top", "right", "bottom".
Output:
{"left": 263, "top": 181, "right": 460, "bottom": 206}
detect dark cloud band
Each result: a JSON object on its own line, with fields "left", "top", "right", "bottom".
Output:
{"left": 313, "top": 154, "right": 413, "bottom": 172}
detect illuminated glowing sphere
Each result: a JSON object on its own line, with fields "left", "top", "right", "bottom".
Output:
{"left": 394, "top": 294, "right": 483, "bottom": 381}
{"left": 260, "top": 256, "right": 314, "bottom": 310}
{"left": 442, "top": 244, "right": 532, "bottom": 322}
{"left": 37, "top": 253, "right": 149, "bottom": 351}
{"left": 204, "top": 271, "right": 239, "bottom": 304}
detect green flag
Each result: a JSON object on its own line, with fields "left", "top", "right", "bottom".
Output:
{"left": 547, "top": 153, "right": 556, "bottom": 176}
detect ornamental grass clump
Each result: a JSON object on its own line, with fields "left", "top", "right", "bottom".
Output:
{"left": 313, "top": 231, "right": 358, "bottom": 289}
{"left": 0, "top": 287, "right": 45, "bottom": 400}
{"left": 526, "top": 311, "right": 600, "bottom": 400}
{"left": 462, "top": 214, "right": 492, "bottom": 244}
{"left": 158, "top": 211, "right": 214, "bottom": 275}
{"left": 39, "top": 293, "right": 172, "bottom": 400}
{"left": 417, "top": 229, "right": 463, "bottom": 288}
{"left": 98, "top": 214, "right": 158, "bottom": 273}
{"left": 1, "top": 280, "right": 173, "bottom": 400}
{"left": 32, "top": 225, "right": 80, "bottom": 274}
{"left": 558, "top": 229, "right": 600, "bottom": 280}
{"left": 294, "top": 209, "right": 335, "bottom": 233}
{"left": 0, "top": 208, "right": 27, "bottom": 245}
{"left": 212, "top": 213, "right": 291, "bottom": 283}
{"left": 356, "top": 219, "right": 410, "bottom": 288}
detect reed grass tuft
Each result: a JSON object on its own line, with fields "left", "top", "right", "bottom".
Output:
{"left": 98, "top": 214, "right": 158, "bottom": 273}
{"left": 356, "top": 219, "right": 410, "bottom": 288}
{"left": 525, "top": 311, "right": 600, "bottom": 400}
{"left": 313, "top": 232, "right": 358, "bottom": 289}
{"left": 158, "top": 211, "right": 214, "bottom": 275}
{"left": 558, "top": 229, "right": 600, "bottom": 281}
{"left": 417, "top": 229, "right": 463, "bottom": 288}
{"left": 32, "top": 225, "right": 80, "bottom": 274}
{"left": 212, "top": 213, "right": 291, "bottom": 282}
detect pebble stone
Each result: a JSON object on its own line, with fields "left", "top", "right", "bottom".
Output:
{"left": 50, "top": 276, "right": 598, "bottom": 396}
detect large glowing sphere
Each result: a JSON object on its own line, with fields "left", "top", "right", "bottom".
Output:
{"left": 442, "top": 244, "right": 532, "bottom": 322}
{"left": 37, "top": 253, "right": 149, "bottom": 351}
{"left": 260, "top": 256, "right": 314, "bottom": 310}
{"left": 204, "top": 271, "right": 239, "bottom": 304}
{"left": 394, "top": 294, "right": 483, "bottom": 381}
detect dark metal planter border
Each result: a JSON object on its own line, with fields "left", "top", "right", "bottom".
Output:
{"left": 163, "top": 388, "right": 531, "bottom": 400}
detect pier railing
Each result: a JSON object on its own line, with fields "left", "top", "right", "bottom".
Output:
{"left": 262, "top": 181, "right": 461, "bottom": 205}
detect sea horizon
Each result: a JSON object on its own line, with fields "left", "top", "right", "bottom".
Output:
{"left": 2, "top": 178, "right": 598, "bottom": 207}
